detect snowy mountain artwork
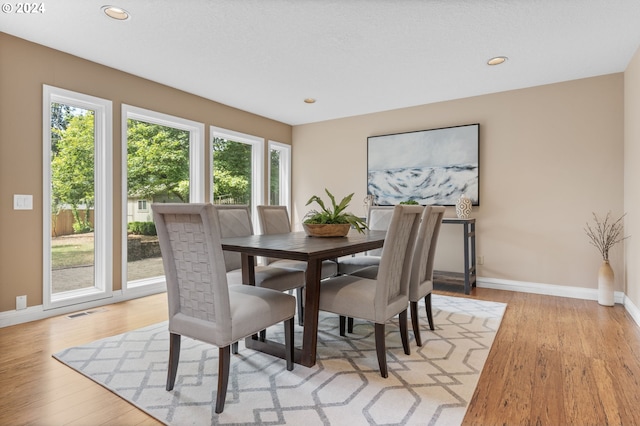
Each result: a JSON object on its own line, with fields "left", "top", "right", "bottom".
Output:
{"left": 367, "top": 124, "right": 479, "bottom": 206}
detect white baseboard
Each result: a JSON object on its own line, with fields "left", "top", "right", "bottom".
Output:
{"left": 477, "top": 276, "right": 633, "bottom": 323}
{"left": 0, "top": 284, "right": 166, "bottom": 328}
{"left": 623, "top": 296, "right": 640, "bottom": 327}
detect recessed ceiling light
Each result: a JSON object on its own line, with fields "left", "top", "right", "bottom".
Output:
{"left": 102, "top": 5, "right": 130, "bottom": 20}
{"left": 304, "top": 98, "right": 316, "bottom": 104}
{"left": 487, "top": 56, "right": 508, "bottom": 66}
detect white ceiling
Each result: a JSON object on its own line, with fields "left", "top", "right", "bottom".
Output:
{"left": 2, "top": 0, "right": 640, "bottom": 125}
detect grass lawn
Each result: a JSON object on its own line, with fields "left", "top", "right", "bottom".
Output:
{"left": 51, "top": 241, "right": 94, "bottom": 269}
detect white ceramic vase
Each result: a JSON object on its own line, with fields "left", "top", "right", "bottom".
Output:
{"left": 598, "top": 260, "right": 615, "bottom": 306}
{"left": 455, "top": 194, "right": 472, "bottom": 219}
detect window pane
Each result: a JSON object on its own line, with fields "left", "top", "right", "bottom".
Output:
{"left": 212, "top": 137, "right": 252, "bottom": 206}
{"left": 270, "top": 149, "right": 280, "bottom": 205}
{"left": 126, "top": 119, "right": 190, "bottom": 283}
{"left": 268, "top": 141, "right": 290, "bottom": 209}
{"left": 50, "top": 104, "right": 96, "bottom": 294}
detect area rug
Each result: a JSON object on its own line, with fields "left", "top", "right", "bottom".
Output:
{"left": 53, "top": 295, "right": 506, "bottom": 426}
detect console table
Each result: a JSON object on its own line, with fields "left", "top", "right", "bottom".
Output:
{"left": 433, "top": 217, "right": 476, "bottom": 294}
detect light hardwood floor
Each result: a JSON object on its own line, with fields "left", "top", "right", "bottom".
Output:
{"left": 1, "top": 287, "right": 639, "bottom": 425}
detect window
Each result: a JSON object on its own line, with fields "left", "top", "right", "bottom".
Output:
{"left": 211, "top": 127, "right": 264, "bottom": 226}
{"left": 122, "top": 105, "right": 204, "bottom": 290}
{"left": 43, "top": 85, "right": 112, "bottom": 309}
{"left": 268, "top": 141, "right": 291, "bottom": 211}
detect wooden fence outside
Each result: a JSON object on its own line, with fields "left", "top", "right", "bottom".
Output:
{"left": 52, "top": 199, "right": 248, "bottom": 237}
{"left": 51, "top": 209, "right": 94, "bottom": 237}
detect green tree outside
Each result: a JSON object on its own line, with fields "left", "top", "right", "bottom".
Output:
{"left": 51, "top": 115, "right": 256, "bottom": 234}
{"left": 51, "top": 111, "right": 95, "bottom": 233}
{"left": 212, "top": 137, "right": 252, "bottom": 204}
{"left": 127, "top": 120, "right": 190, "bottom": 202}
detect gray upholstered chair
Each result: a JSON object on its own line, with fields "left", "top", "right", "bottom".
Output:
{"left": 336, "top": 205, "right": 394, "bottom": 275}
{"left": 213, "top": 205, "right": 306, "bottom": 322}
{"left": 257, "top": 205, "right": 338, "bottom": 278}
{"left": 152, "top": 203, "right": 295, "bottom": 414}
{"left": 317, "top": 205, "right": 423, "bottom": 378}
{"left": 408, "top": 205, "right": 445, "bottom": 345}
{"left": 352, "top": 206, "right": 445, "bottom": 346}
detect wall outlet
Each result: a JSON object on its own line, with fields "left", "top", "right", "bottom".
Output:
{"left": 477, "top": 255, "right": 484, "bottom": 265}
{"left": 16, "top": 295, "right": 27, "bottom": 310}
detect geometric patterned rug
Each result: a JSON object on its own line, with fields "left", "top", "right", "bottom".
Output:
{"left": 53, "top": 295, "right": 506, "bottom": 426}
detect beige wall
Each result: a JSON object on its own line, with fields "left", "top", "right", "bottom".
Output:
{"left": 0, "top": 33, "right": 292, "bottom": 311}
{"left": 292, "top": 74, "right": 624, "bottom": 290}
{"left": 624, "top": 46, "right": 640, "bottom": 307}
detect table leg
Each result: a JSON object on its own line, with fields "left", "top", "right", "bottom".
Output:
{"left": 463, "top": 223, "right": 470, "bottom": 294}
{"left": 243, "top": 253, "right": 307, "bottom": 363}
{"left": 300, "top": 258, "right": 322, "bottom": 367}
{"left": 241, "top": 253, "right": 256, "bottom": 285}
{"left": 470, "top": 221, "right": 477, "bottom": 289}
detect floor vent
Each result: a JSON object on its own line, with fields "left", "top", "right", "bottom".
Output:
{"left": 67, "top": 308, "right": 107, "bottom": 319}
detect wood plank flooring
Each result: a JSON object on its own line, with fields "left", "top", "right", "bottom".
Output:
{"left": 1, "top": 288, "right": 639, "bottom": 425}
{"left": 458, "top": 288, "right": 640, "bottom": 425}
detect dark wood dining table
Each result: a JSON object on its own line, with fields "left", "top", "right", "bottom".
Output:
{"left": 221, "top": 229, "right": 386, "bottom": 367}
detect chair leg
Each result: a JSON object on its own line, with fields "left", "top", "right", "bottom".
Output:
{"left": 410, "top": 301, "right": 422, "bottom": 347}
{"left": 399, "top": 309, "right": 410, "bottom": 355}
{"left": 347, "top": 317, "right": 354, "bottom": 333}
{"left": 232, "top": 341, "right": 239, "bottom": 354}
{"left": 339, "top": 315, "right": 346, "bottom": 336}
{"left": 259, "top": 330, "right": 266, "bottom": 341}
{"left": 296, "top": 287, "right": 304, "bottom": 326}
{"left": 166, "top": 333, "right": 181, "bottom": 391}
{"left": 374, "top": 323, "right": 388, "bottom": 378}
{"left": 425, "top": 293, "right": 434, "bottom": 330}
{"left": 215, "top": 346, "right": 231, "bottom": 414}
{"left": 284, "top": 317, "right": 294, "bottom": 371}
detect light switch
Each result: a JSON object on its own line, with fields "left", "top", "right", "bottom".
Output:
{"left": 13, "top": 194, "right": 33, "bottom": 210}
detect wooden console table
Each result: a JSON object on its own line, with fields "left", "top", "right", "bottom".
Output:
{"left": 433, "top": 218, "right": 476, "bottom": 294}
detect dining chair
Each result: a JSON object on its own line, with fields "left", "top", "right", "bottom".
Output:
{"left": 256, "top": 204, "right": 339, "bottom": 326}
{"left": 317, "top": 204, "right": 423, "bottom": 378}
{"left": 408, "top": 205, "right": 445, "bottom": 345}
{"left": 152, "top": 203, "right": 295, "bottom": 414}
{"left": 213, "top": 205, "right": 306, "bottom": 323}
{"left": 257, "top": 205, "right": 338, "bottom": 279}
{"left": 336, "top": 205, "right": 394, "bottom": 275}
{"left": 351, "top": 205, "right": 446, "bottom": 346}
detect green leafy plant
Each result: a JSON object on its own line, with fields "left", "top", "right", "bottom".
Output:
{"left": 304, "top": 189, "right": 368, "bottom": 233}
{"left": 399, "top": 199, "right": 419, "bottom": 205}
{"left": 128, "top": 221, "right": 157, "bottom": 236}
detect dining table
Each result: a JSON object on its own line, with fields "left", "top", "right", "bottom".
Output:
{"left": 221, "top": 229, "right": 386, "bottom": 367}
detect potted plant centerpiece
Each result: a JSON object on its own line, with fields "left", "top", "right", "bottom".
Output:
{"left": 584, "top": 212, "right": 629, "bottom": 306}
{"left": 303, "top": 189, "right": 368, "bottom": 237}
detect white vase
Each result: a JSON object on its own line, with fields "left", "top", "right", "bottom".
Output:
{"left": 598, "top": 260, "right": 615, "bottom": 306}
{"left": 455, "top": 194, "right": 472, "bottom": 219}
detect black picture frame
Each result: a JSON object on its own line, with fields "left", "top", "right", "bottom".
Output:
{"left": 367, "top": 123, "right": 479, "bottom": 206}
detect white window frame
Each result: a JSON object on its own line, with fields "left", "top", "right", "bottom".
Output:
{"left": 43, "top": 85, "right": 113, "bottom": 310}
{"left": 122, "top": 105, "right": 205, "bottom": 292}
{"left": 210, "top": 126, "right": 264, "bottom": 228}
{"left": 268, "top": 140, "right": 292, "bottom": 212}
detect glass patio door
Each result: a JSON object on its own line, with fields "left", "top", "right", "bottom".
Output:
{"left": 43, "top": 86, "right": 112, "bottom": 309}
